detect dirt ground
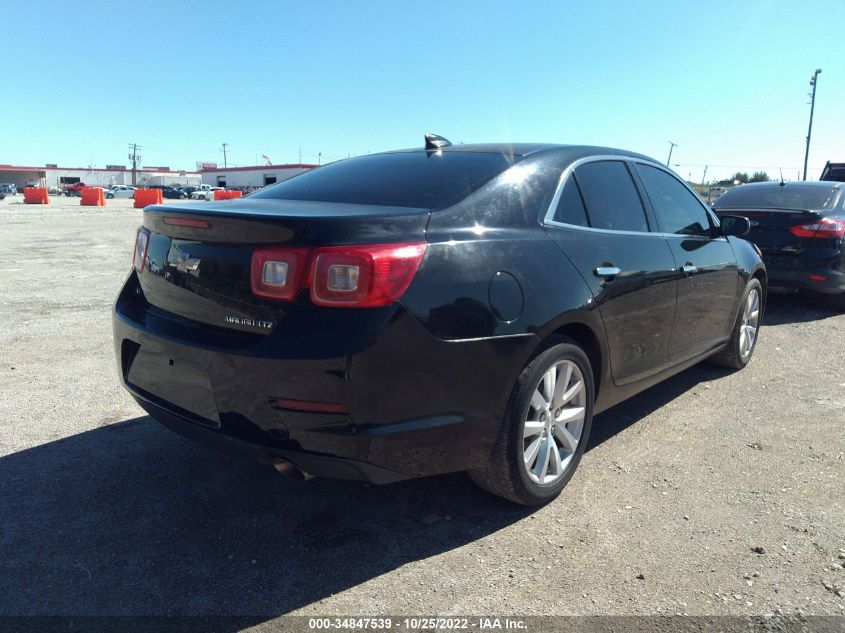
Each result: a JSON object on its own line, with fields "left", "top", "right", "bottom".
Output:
{"left": 0, "top": 195, "right": 843, "bottom": 623}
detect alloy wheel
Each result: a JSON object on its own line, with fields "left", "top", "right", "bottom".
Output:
{"left": 522, "top": 359, "right": 586, "bottom": 485}
{"left": 739, "top": 288, "right": 760, "bottom": 359}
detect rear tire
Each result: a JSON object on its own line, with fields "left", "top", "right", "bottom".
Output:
{"left": 710, "top": 278, "right": 763, "bottom": 369}
{"left": 469, "top": 338, "right": 594, "bottom": 506}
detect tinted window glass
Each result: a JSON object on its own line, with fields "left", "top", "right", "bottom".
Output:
{"left": 714, "top": 184, "right": 839, "bottom": 210}
{"left": 553, "top": 177, "right": 589, "bottom": 226}
{"left": 637, "top": 164, "right": 711, "bottom": 236}
{"left": 574, "top": 161, "right": 648, "bottom": 232}
{"left": 252, "top": 151, "right": 515, "bottom": 208}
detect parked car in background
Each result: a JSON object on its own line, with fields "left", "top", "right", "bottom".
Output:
{"left": 178, "top": 186, "right": 201, "bottom": 199}
{"left": 62, "top": 182, "right": 87, "bottom": 196}
{"left": 713, "top": 181, "right": 844, "bottom": 310}
{"left": 114, "top": 139, "right": 765, "bottom": 505}
{"left": 105, "top": 185, "right": 136, "bottom": 199}
{"left": 163, "top": 187, "right": 188, "bottom": 200}
{"left": 190, "top": 186, "right": 224, "bottom": 201}
{"left": 0, "top": 183, "right": 17, "bottom": 195}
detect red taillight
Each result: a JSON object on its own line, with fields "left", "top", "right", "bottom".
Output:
{"left": 310, "top": 242, "right": 427, "bottom": 308}
{"left": 789, "top": 217, "right": 845, "bottom": 239}
{"left": 133, "top": 227, "right": 150, "bottom": 272}
{"left": 250, "top": 247, "right": 309, "bottom": 300}
{"left": 249, "top": 242, "right": 427, "bottom": 307}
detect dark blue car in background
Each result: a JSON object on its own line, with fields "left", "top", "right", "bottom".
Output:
{"left": 713, "top": 181, "right": 845, "bottom": 310}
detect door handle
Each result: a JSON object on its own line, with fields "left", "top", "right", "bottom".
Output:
{"left": 681, "top": 263, "right": 697, "bottom": 275}
{"left": 594, "top": 266, "right": 621, "bottom": 278}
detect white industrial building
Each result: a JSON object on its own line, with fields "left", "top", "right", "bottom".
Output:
{"left": 199, "top": 164, "right": 316, "bottom": 189}
{"left": 0, "top": 164, "right": 201, "bottom": 190}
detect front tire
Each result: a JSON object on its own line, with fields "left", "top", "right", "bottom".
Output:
{"left": 469, "top": 339, "right": 594, "bottom": 506}
{"left": 710, "top": 278, "right": 763, "bottom": 369}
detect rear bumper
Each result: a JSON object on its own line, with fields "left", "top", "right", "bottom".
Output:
{"left": 766, "top": 262, "right": 845, "bottom": 295}
{"left": 134, "top": 396, "right": 408, "bottom": 484}
{"left": 113, "top": 273, "right": 535, "bottom": 482}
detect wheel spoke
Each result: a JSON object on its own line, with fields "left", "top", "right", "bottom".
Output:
{"left": 542, "top": 368, "right": 556, "bottom": 403}
{"left": 523, "top": 420, "right": 544, "bottom": 439}
{"left": 549, "top": 436, "right": 563, "bottom": 476}
{"left": 535, "top": 436, "right": 551, "bottom": 481}
{"left": 561, "top": 379, "right": 583, "bottom": 404}
{"left": 524, "top": 436, "right": 541, "bottom": 468}
{"left": 739, "top": 328, "right": 747, "bottom": 353}
{"left": 555, "top": 425, "right": 579, "bottom": 452}
{"left": 552, "top": 363, "right": 572, "bottom": 408}
{"left": 530, "top": 389, "right": 546, "bottom": 413}
{"left": 556, "top": 405, "right": 585, "bottom": 425}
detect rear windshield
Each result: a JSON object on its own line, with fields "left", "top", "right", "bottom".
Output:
{"left": 714, "top": 184, "right": 840, "bottom": 210}
{"left": 251, "top": 151, "right": 516, "bottom": 208}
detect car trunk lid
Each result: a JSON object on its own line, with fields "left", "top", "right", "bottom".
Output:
{"left": 136, "top": 199, "right": 430, "bottom": 334}
{"left": 714, "top": 207, "right": 832, "bottom": 257}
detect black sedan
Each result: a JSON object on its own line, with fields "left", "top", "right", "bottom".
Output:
{"left": 113, "top": 138, "right": 764, "bottom": 505}
{"left": 713, "top": 181, "right": 844, "bottom": 310}
{"left": 162, "top": 187, "right": 188, "bottom": 199}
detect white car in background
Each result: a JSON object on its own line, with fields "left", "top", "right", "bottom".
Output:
{"left": 105, "top": 185, "right": 136, "bottom": 199}
{"left": 190, "top": 186, "right": 224, "bottom": 201}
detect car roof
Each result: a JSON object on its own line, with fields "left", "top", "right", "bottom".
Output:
{"left": 381, "top": 143, "right": 658, "bottom": 163}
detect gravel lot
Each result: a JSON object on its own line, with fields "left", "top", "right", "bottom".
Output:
{"left": 1, "top": 195, "right": 843, "bottom": 622}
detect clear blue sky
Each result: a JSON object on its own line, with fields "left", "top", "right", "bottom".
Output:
{"left": 4, "top": 0, "right": 843, "bottom": 181}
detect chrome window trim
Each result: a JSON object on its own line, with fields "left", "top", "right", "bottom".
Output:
{"left": 631, "top": 159, "right": 723, "bottom": 233}
{"left": 543, "top": 154, "right": 658, "bottom": 235}
{"left": 543, "top": 154, "right": 726, "bottom": 239}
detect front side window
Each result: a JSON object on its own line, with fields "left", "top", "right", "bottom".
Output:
{"left": 636, "top": 164, "right": 712, "bottom": 236}
{"left": 573, "top": 161, "right": 649, "bottom": 232}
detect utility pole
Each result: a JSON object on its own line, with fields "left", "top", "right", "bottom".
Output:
{"left": 221, "top": 143, "right": 228, "bottom": 169}
{"left": 128, "top": 143, "right": 142, "bottom": 186}
{"left": 666, "top": 141, "right": 677, "bottom": 166}
{"left": 702, "top": 165, "right": 708, "bottom": 186}
{"left": 803, "top": 68, "right": 822, "bottom": 181}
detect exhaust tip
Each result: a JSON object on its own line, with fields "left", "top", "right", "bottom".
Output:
{"left": 274, "top": 460, "right": 313, "bottom": 482}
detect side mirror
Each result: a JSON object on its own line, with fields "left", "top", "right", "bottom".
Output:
{"left": 719, "top": 214, "right": 751, "bottom": 237}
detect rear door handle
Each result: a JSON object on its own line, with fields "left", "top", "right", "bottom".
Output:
{"left": 594, "top": 266, "right": 621, "bottom": 278}
{"left": 681, "top": 263, "right": 697, "bottom": 275}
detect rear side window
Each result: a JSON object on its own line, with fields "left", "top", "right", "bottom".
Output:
{"left": 552, "top": 177, "right": 590, "bottom": 227}
{"left": 636, "top": 164, "right": 712, "bottom": 236}
{"left": 573, "top": 161, "right": 649, "bottom": 232}
{"left": 252, "top": 151, "right": 516, "bottom": 209}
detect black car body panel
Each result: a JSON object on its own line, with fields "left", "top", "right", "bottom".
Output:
{"left": 713, "top": 181, "right": 844, "bottom": 295}
{"left": 114, "top": 144, "right": 765, "bottom": 483}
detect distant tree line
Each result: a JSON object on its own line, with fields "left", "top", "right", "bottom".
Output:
{"left": 730, "top": 171, "right": 770, "bottom": 184}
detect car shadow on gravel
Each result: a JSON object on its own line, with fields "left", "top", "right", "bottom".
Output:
{"left": 762, "top": 292, "right": 840, "bottom": 325}
{"left": 0, "top": 345, "right": 774, "bottom": 620}
{"left": 0, "top": 416, "right": 534, "bottom": 620}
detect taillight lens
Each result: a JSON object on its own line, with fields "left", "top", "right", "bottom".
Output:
{"left": 789, "top": 217, "right": 845, "bottom": 239}
{"left": 133, "top": 227, "right": 150, "bottom": 272}
{"left": 310, "top": 243, "right": 427, "bottom": 307}
{"left": 249, "top": 242, "right": 427, "bottom": 307}
{"left": 251, "top": 247, "right": 309, "bottom": 300}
